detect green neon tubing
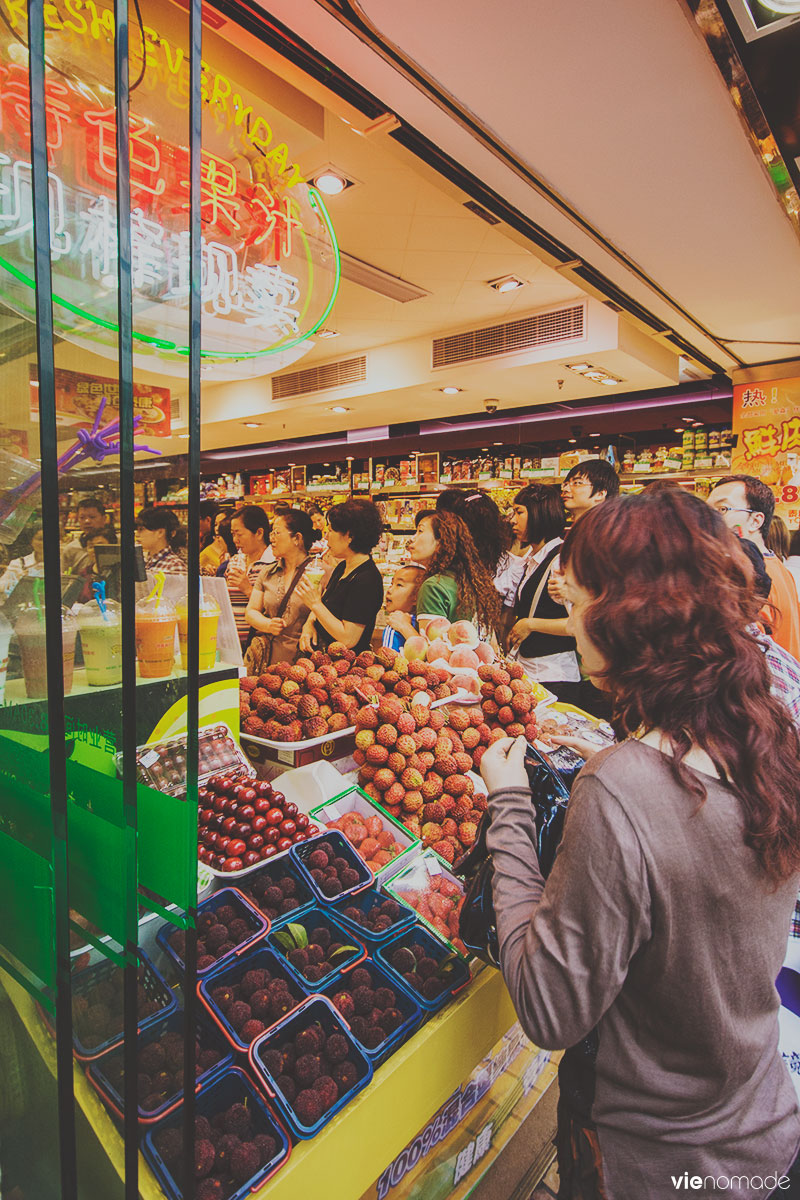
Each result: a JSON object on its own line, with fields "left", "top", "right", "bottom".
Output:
{"left": 0, "top": 187, "right": 340, "bottom": 361}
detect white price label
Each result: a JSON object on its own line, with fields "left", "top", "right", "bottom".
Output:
{"left": 139, "top": 749, "right": 160, "bottom": 768}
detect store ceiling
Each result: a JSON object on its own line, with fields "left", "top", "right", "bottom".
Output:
{"left": 170, "top": 0, "right": 800, "bottom": 456}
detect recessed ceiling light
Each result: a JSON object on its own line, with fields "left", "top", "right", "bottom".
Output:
{"left": 568, "top": 438, "right": 577, "bottom": 444}
{"left": 584, "top": 371, "right": 605, "bottom": 381}
{"left": 177, "top": 433, "right": 189, "bottom": 439}
{"left": 674, "top": 428, "right": 684, "bottom": 433}
{"left": 346, "top": 456, "right": 354, "bottom": 461}
{"left": 313, "top": 168, "right": 350, "bottom": 195}
{"left": 589, "top": 432, "right": 601, "bottom": 437}
{"left": 600, "top": 378, "right": 618, "bottom": 386}
{"left": 288, "top": 462, "right": 296, "bottom": 466}
{"left": 440, "top": 386, "right": 462, "bottom": 395}
{"left": 243, "top": 422, "right": 261, "bottom": 428}
{"left": 331, "top": 406, "right": 350, "bottom": 414}
{"left": 492, "top": 442, "right": 502, "bottom": 446}
{"left": 317, "top": 328, "right": 340, "bottom": 339}
{"left": 567, "top": 363, "right": 591, "bottom": 373}
{"left": 488, "top": 275, "right": 525, "bottom": 293}
{"left": 681, "top": 417, "right": 693, "bottom": 423}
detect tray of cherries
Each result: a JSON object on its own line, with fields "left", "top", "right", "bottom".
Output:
{"left": 198, "top": 775, "right": 321, "bottom": 877}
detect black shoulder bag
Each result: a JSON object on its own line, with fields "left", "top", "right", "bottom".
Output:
{"left": 456, "top": 744, "right": 572, "bottom": 967}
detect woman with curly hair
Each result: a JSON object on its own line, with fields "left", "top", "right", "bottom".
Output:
{"left": 406, "top": 510, "right": 502, "bottom": 636}
{"left": 480, "top": 486, "right": 800, "bottom": 1199}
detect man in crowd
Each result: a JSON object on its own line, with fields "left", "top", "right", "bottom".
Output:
{"left": 560, "top": 458, "right": 621, "bottom": 520}
{"left": 709, "top": 474, "right": 800, "bottom": 660}
{"left": 199, "top": 500, "right": 221, "bottom": 551}
{"left": 61, "top": 498, "right": 110, "bottom": 572}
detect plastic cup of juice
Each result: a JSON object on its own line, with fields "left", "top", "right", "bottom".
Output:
{"left": 176, "top": 594, "right": 221, "bottom": 671}
{"left": 77, "top": 598, "right": 122, "bottom": 686}
{"left": 135, "top": 595, "right": 177, "bottom": 679}
{"left": 305, "top": 560, "right": 326, "bottom": 591}
{"left": 15, "top": 606, "right": 77, "bottom": 698}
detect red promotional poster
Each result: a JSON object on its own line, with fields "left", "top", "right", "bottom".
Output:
{"left": 30, "top": 366, "right": 171, "bottom": 438}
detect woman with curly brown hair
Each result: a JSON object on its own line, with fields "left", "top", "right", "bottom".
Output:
{"left": 406, "top": 510, "right": 502, "bottom": 636}
{"left": 480, "top": 487, "right": 800, "bottom": 1200}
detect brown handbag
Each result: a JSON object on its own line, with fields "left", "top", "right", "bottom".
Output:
{"left": 243, "top": 558, "right": 311, "bottom": 673}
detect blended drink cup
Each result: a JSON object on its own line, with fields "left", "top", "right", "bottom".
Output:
{"left": 15, "top": 605, "right": 77, "bottom": 698}
{"left": 78, "top": 598, "right": 122, "bottom": 686}
{"left": 177, "top": 593, "right": 221, "bottom": 671}
{"left": 305, "top": 559, "right": 326, "bottom": 592}
{"left": 135, "top": 594, "right": 177, "bottom": 679}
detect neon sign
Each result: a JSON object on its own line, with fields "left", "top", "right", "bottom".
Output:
{"left": 0, "top": 44, "right": 340, "bottom": 374}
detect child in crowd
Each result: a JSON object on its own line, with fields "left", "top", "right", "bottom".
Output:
{"left": 382, "top": 564, "right": 426, "bottom": 651}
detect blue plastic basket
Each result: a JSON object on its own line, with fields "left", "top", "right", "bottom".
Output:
{"left": 233, "top": 856, "right": 314, "bottom": 929}
{"left": 71, "top": 950, "right": 177, "bottom": 1061}
{"left": 86, "top": 1007, "right": 233, "bottom": 1125}
{"left": 290, "top": 830, "right": 373, "bottom": 905}
{"left": 375, "top": 923, "right": 471, "bottom": 1015}
{"left": 318, "top": 956, "right": 422, "bottom": 1067}
{"left": 248, "top": 995, "right": 373, "bottom": 1140}
{"left": 142, "top": 1065, "right": 290, "bottom": 1200}
{"left": 198, "top": 946, "right": 306, "bottom": 1056}
{"left": 332, "top": 886, "right": 416, "bottom": 950}
{"left": 267, "top": 906, "right": 367, "bottom": 991}
{"left": 156, "top": 887, "right": 269, "bottom": 979}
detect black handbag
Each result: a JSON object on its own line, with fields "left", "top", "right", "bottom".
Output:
{"left": 457, "top": 744, "right": 572, "bottom": 967}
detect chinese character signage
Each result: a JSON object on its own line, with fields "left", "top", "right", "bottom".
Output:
{"left": 732, "top": 377, "right": 800, "bottom": 529}
{"left": 0, "top": 8, "right": 340, "bottom": 379}
{"left": 29, "top": 366, "right": 171, "bottom": 437}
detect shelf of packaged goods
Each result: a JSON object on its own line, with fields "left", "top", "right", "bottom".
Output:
{"left": 0, "top": 961, "right": 539, "bottom": 1200}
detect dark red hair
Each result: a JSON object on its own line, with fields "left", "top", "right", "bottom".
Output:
{"left": 560, "top": 488, "right": 800, "bottom": 883}
{"left": 423, "top": 511, "right": 502, "bottom": 634}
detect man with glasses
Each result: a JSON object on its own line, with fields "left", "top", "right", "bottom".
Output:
{"left": 561, "top": 459, "right": 620, "bottom": 520}
{"left": 709, "top": 474, "right": 800, "bottom": 658}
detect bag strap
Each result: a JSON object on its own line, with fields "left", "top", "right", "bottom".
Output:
{"left": 526, "top": 551, "right": 559, "bottom": 621}
{"left": 275, "top": 556, "right": 313, "bottom": 620}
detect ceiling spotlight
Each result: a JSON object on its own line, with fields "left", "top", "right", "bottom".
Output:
{"left": 177, "top": 433, "right": 189, "bottom": 439}
{"left": 317, "top": 328, "right": 340, "bottom": 339}
{"left": 313, "top": 167, "right": 351, "bottom": 196}
{"left": 568, "top": 438, "right": 577, "bottom": 444}
{"left": 243, "top": 422, "right": 261, "bottom": 428}
{"left": 331, "top": 405, "right": 350, "bottom": 414}
{"left": 584, "top": 371, "right": 605, "bottom": 381}
{"left": 488, "top": 275, "right": 525, "bottom": 293}
{"left": 440, "top": 386, "right": 462, "bottom": 395}
{"left": 600, "top": 378, "right": 618, "bottom": 386}
{"left": 589, "top": 432, "right": 601, "bottom": 437}
{"left": 566, "top": 363, "right": 591, "bottom": 373}
{"left": 492, "top": 442, "right": 502, "bottom": 446}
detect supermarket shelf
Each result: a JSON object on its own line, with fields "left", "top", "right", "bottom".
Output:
{"left": 1, "top": 964, "right": 522, "bottom": 1200}
{"left": 2, "top": 662, "right": 241, "bottom": 707}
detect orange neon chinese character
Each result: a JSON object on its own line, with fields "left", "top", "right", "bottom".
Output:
{"left": 0, "top": 65, "right": 71, "bottom": 160}
{"left": 242, "top": 183, "right": 302, "bottom": 260}
{"left": 780, "top": 417, "right": 800, "bottom": 455}
{"left": 742, "top": 423, "right": 779, "bottom": 460}
{"left": 180, "top": 151, "right": 241, "bottom": 234}
{"left": 84, "top": 109, "right": 165, "bottom": 198}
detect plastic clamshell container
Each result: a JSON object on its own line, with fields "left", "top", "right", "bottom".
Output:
{"left": 331, "top": 886, "right": 417, "bottom": 951}
{"left": 71, "top": 950, "right": 177, "bottom": 1061}
{"left": 204, "top": 844, "right": 294, "bottom": 882}
{"left": 198, "top": 946, "right": 306, "bottom": 1056}
{"left": 317, "top": 955, "right": 422, "bottom": 1068}
{"left": 310, "top": 785, "right": 421, "bottom": 880}
{"left": 290, "top": 830, "right": 373, "bottom": 905}
{"left": 267, "top": 906, "right": 367, "bottom": 991}
{"left": 129, "top": 723, "right": 254, "bottom": 796}
{"left": 384, "top": 849, "right": 468, "bottom": 957}
{"left": 86, "top": 1007, "right": 233, "bottom": 1125}
{"left": 156, "top": 887, "right": 269, "bottom": 978}
{"left": 248, "top": 995, "right": 373, "bottom": 1139}
{"left": 232, "top": 857, "right": 315, "bottom": 930}
{"left": 375, "top": 923, "right": 471, "bottom": 1015}
{"left": 142, "top": 1064, "right": 290, "bottom": 1200}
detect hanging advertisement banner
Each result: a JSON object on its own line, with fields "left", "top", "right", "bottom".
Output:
{"left": 29, "top": 366, "right": 171, "bottom": 437}
{"left": 360, "top": 1024, "right": 558, "bottom": 1200}
{"left": 731, "top": 376, "right": 800, "bottom": 529}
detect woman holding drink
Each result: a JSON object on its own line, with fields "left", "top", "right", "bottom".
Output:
{"left": 245, "top": 509, "right": 317, "bottom": 667}
{"left": 225, "top": 505, "right": 274, "bottom": 646}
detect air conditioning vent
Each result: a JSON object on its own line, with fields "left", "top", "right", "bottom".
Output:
{"left": 432, "top": 304, "right": 585, "bottom": 368}
{"left": 272, "top": 356, "right": 367, "bottom": 401}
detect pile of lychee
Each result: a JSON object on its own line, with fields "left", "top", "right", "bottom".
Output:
{"left": 206, "top": 964, "right": 303, "bottom": 1048}
{"left": 294, "top": 836, "right": 366, "bottom": 899}
{"left": 103, "top": 1026, "right": 224, "bottom": 1113}
{"left": 477, "top": 660, "right": 540, "bottom": 739}
{"left": 321, "top": 808, "right": 407, "bottom": 872}
{"left": 327, "top": 964, "right": 408, "bottom": 1051}
{"left": 153, "top": 1102, "right": 279, "bottom": 1199}
{"left": 236, "top": 867, "right": 312, "bottom": 924}
{"left": 239, "top": 642, "right": 456, "bottom": 743}
{"left": 258, "top": 1016, "right": 362, "bottom": 1128}
{"left": 168, "top": 897, "right": 261, "bottom": 974}
{"left": 72, "top": 963, "right": 167, "bottom": 1051}
{"left": 272, "top": 919, "right": 361, "bottom": 984}
{"left": 353, "top": 695, "right": 490, "bottom": 865}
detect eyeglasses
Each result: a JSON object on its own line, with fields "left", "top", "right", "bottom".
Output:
{"left": 711, "top": 505, "right": 753, "bottom": 517}
{"left": 562, "top": 479, "right": 591, "bottom": 490}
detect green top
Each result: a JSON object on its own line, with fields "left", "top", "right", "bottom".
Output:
{"left": 416, "top": 571, "right": 463, "bottom": 622}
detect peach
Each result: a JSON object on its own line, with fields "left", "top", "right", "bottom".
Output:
{"left": 475, "top": 641, "right": 495, "bottom": 665}
{"left": 425, "top": 616, "right": 451, "bottom": 641}
{"left": 403, "top": 635, "right": 429, "bottom": 662}
{"left": 447, "top": 620, "right": 480, "bottom": 649}
{"left": 451, "top": 672, "right": 481, "bottom": 696}
{"left": 426, "top": 638, "right": 451, "bottom": 662}
{"left": 449, "top": 645, "right": 480, "bottom": 670}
